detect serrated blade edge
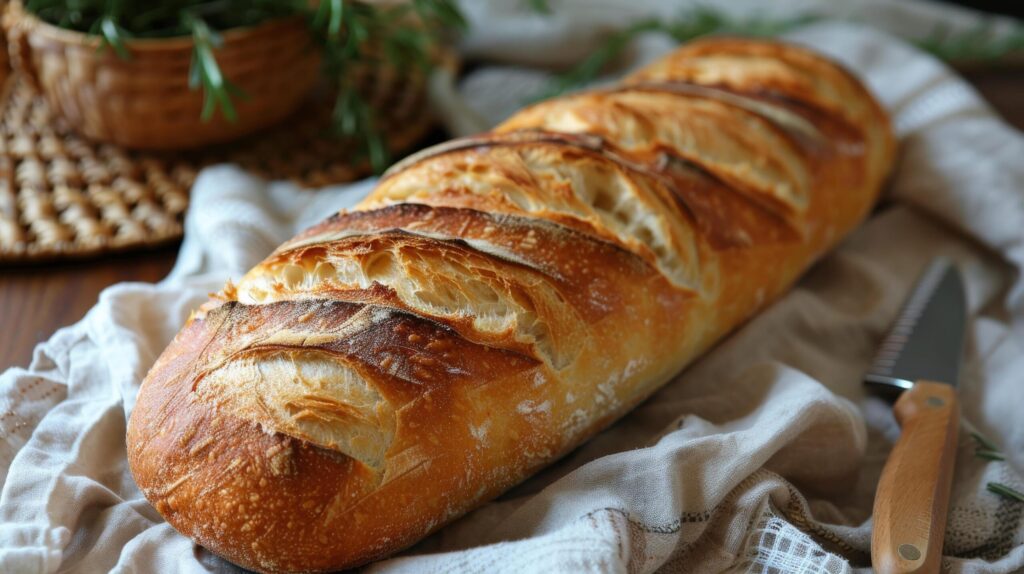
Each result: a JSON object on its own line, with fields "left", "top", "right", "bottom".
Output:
{"left": 865, "top": 258, "right": 966, "bottom": 390}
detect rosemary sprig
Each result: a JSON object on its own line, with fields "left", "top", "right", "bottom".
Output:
{"left": 919, "top": 22, "right": 1024, "bottom": 62}
{"left": 313, "top": 0, "right": 345, "bottom": 41}
{"left": 333, "top": 88, "right": 386, "bottom": 172}
{"left": 182, "top": 11, "right": 243, "bottom": 123}
{"left": 412, "top": 0, "right": 466, "bottom": 31}
{"left": 311, "top": 0, "right": 464, "bottom": 170}
{"left": 976, "top": 449, "right": 1006, "bottom": 461}
{"left": 969, "top": 432, "right": 1022, "bottom": 503}
{"left": 971, "top": 431, "right": 1008, "bottom": 461}
{"left": 526, "top": 0, "right": 551, "bottom": 15}
{"left": 987, "top": 482, "right": 1024, "bottom": 503}
{"left": 24, "top": 0, "right": 464, "bottom": 171}
{"left": 534, "top": 8, "right": 819, "bottom": 100}
{"left": 534, "top": 19, "right": 664, "bottom": 102}
{"left": 533, "top": 7, "right": 1024, "bottom": 102}
{"left": 26, "top": 1, "right": 301, "bottom": 37}
{"left": 971, "top": 431, "right": 1001, "bottom": 453}
{"left": 96, "top": 15, "right": 131, "bottom": 59}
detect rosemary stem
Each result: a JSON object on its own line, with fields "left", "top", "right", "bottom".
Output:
{"left": 987, "top": 482, "right": 1024, "bottom": 503}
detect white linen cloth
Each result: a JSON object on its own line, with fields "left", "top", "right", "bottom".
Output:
{"left": 3, "top": 1, "right": 1024, "bottom": 572}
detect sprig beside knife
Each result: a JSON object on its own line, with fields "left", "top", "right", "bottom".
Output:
{"left": 972, "top": 431, "right": 1024, "bottom": 502}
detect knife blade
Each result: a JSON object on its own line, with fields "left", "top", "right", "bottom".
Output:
{"left": 866, "top": 258, "right": 966, "bottom": 574}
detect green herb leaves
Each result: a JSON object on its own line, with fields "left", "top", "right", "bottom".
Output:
{"left": 919, "top": 22, "right": 1024, "bottom": 63}
{"left": 24, "top": 0, "right": 464, "bottom": 170}
{"left": 183, "top": 12, "right": 246, "bottom": 123}
{"left": 311, "top": 0, "right": 462, "bottom": 171}
{"left": 97, "top": 16, "right": 130, "bottom": 59}
{"left": 532, "top": 7, "right": 1024, "bottom": 102}
{"left": 534, "top": 8, "right": 818, "bottom": 101}
{"left": 987, "top": 482, "right": 1024, "bottom": 503}
{"left": 333, "top": 88, "right": 387, "bottom": 173}
{"left": 971, "top": 431, "right": 1024, "bottom": 505}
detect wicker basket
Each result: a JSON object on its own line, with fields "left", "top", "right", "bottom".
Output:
{"left": 2, "top": 2, "right": 321, "bottom": 150}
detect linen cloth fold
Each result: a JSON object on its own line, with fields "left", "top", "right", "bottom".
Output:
{"left": 2, "top": 3, "right": 1024, "bottom": 573}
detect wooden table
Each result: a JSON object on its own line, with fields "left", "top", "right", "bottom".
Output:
{"left": 1, "top": 244, "right": 181, "bottom": 369}
{"left": 1, "top": 68, "right": 1022, "bottom": 370}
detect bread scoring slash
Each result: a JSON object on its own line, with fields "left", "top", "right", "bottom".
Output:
{"left": 127, "top": 38, "right": 894, "bottom": 573}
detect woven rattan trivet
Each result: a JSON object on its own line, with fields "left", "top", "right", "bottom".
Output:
{"left": 0, "top": 67, "right": 434, "bottom": 264}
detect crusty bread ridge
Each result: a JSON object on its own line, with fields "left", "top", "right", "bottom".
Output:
{"left": 127, "top": 38, "right": 895, "bottom": 573}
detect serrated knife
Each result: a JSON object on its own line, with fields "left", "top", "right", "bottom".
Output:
{"left": 865, "top": 258, "right": 966, "bottom": 574}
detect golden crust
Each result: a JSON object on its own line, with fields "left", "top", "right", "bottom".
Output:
{"left": 127, "top": 38, "right": 895, "bottom": 573}
{"left": 128, "top": 300, "right": 542, "bottom": 571}
{"left": 364, "top": 131, "right": 705, "bottom": 290}
{"left": 628, "top": 37, "right": 879, "bottom": 128}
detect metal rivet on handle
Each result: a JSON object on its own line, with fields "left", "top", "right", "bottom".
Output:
{"left": 899, "top": 544, "right": 922, "bottom": 561}
{"left": 927, "top": 396, "right": 945, "bottom": 407}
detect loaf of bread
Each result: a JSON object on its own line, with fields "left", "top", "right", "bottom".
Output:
{"left": 127, "top": 38, "right": 894, "bottom": 573}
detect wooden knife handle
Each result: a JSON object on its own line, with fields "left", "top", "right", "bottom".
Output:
{"left": 872, "top": 381, "right": 959, "bottom": 574}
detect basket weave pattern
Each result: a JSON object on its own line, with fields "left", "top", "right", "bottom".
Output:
{"left": 0, "top": 3, "right": 448, "bottom": 263}
{"left": 4, "top": 3, "right": 321, "bottom": 150}
{"left": 0, "top": 78, "right": 195, "bottom": 257}
{"left": 0, "top": 65, "right": 434, "bottom": 263}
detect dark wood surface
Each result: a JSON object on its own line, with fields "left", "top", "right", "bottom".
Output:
{"left": 1, "top": 69, "right": 1022, "bottom": 371}
{"left": 1, "top": 245, "right": 180, "bottom": 370}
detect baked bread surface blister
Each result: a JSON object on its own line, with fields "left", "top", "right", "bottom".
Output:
{"left": 127, "top": 38, "right": 895, "bottom": 573}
